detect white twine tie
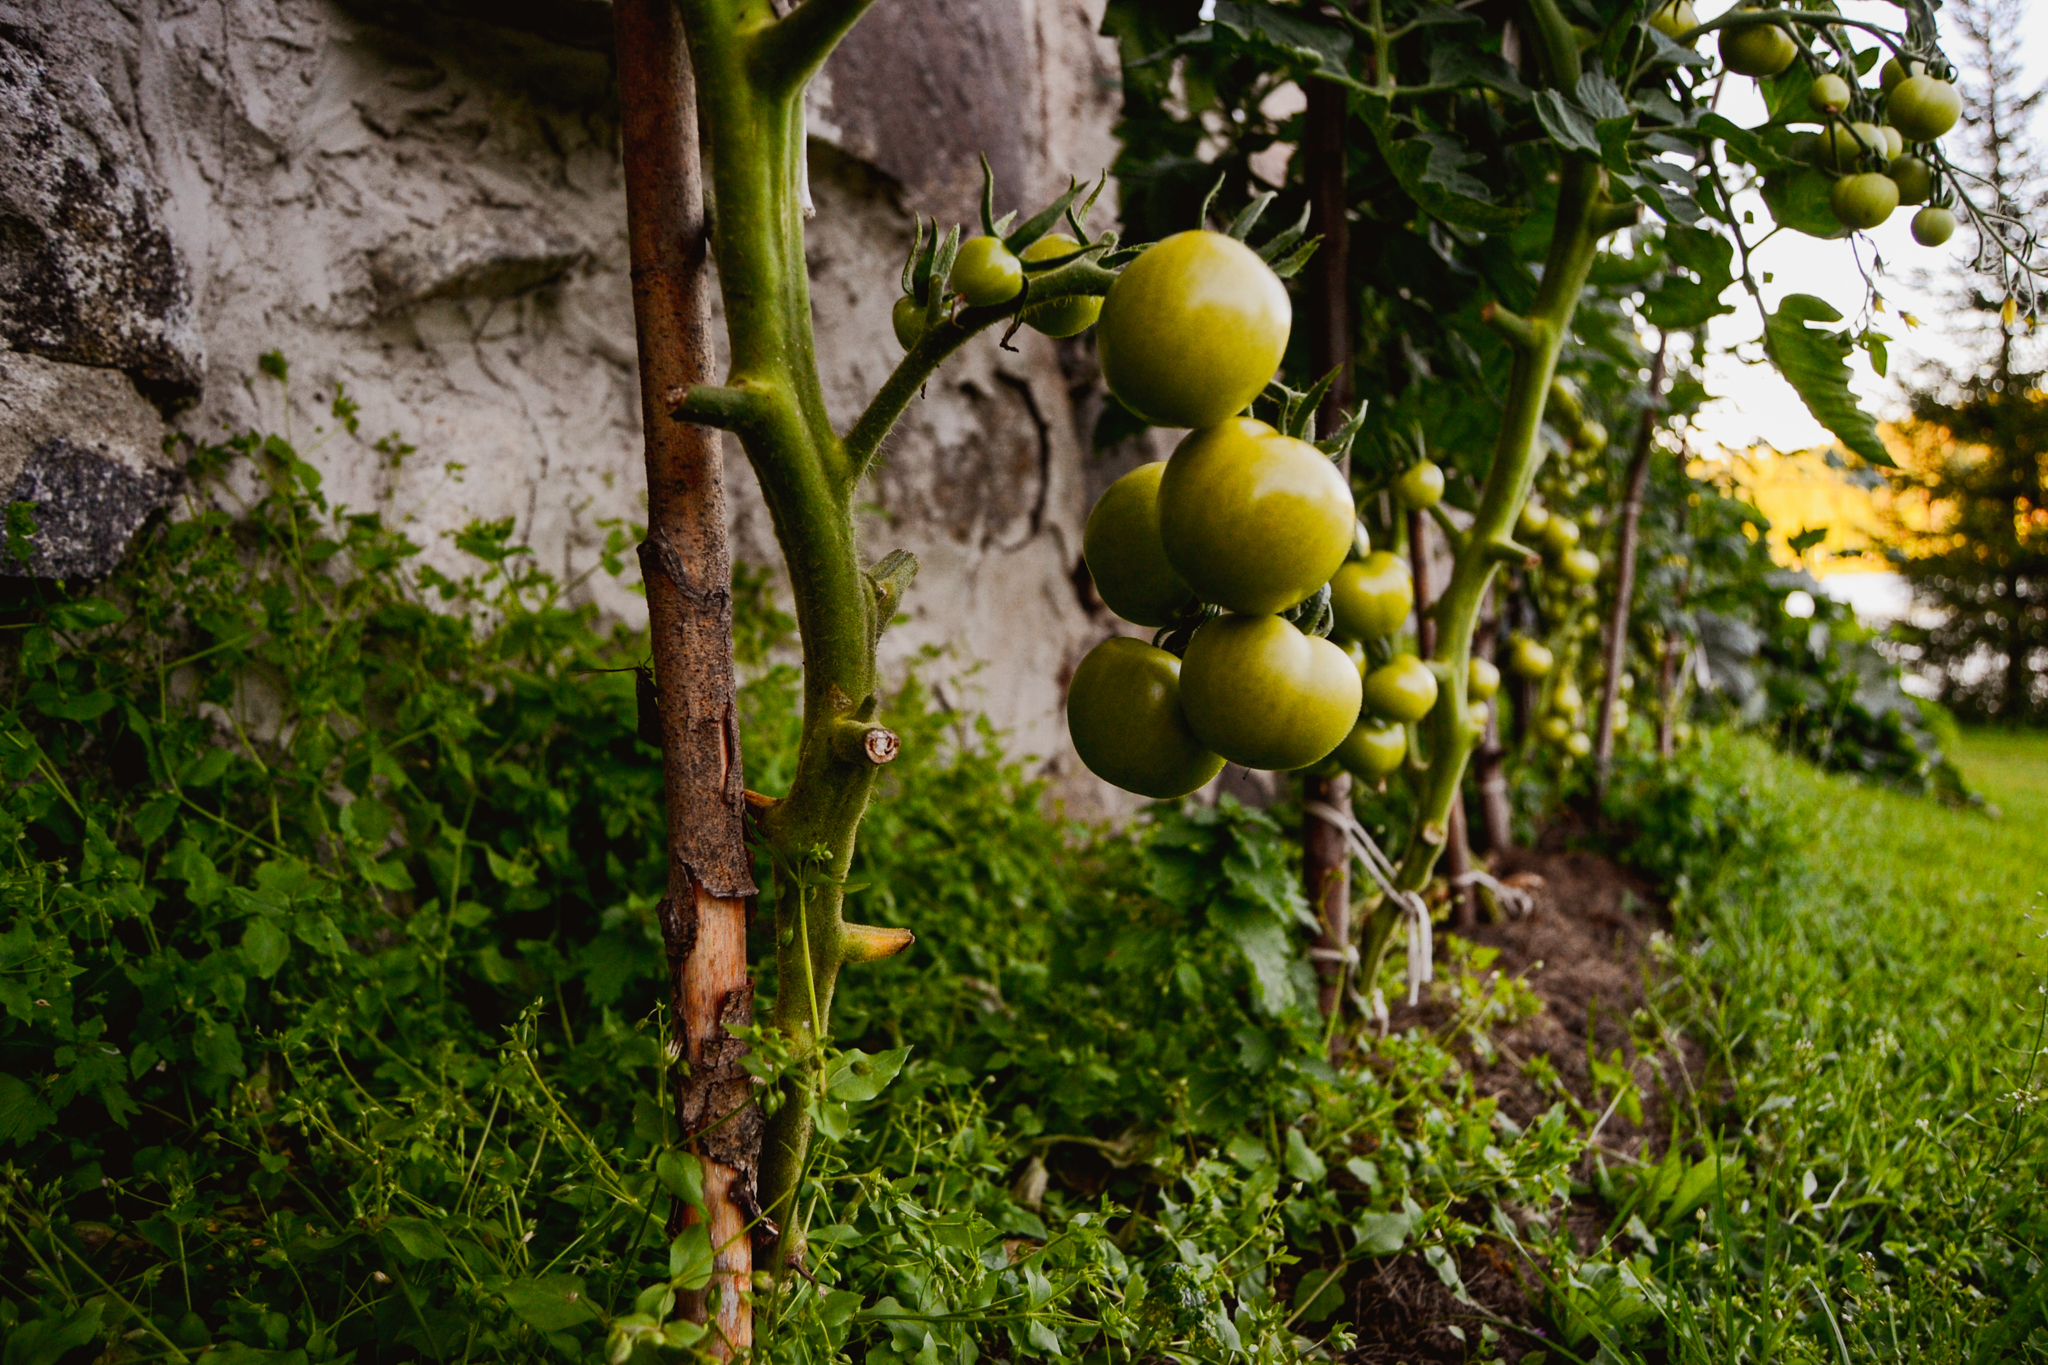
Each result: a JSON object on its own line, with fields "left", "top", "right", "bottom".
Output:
{"left": 1304, "top": 801, "right": 1435, "bottom": 1008}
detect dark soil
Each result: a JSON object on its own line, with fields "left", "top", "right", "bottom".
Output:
{"left": 1333, "top": 845, "right": 1707, "bottom": 1364}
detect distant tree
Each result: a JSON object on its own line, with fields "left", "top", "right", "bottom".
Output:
{"left": 1886, "top": 0, "right": 2048, "bottom": 723}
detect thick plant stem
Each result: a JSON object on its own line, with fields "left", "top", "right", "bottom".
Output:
{"left": 1593, "top": 335, "right": 1668, "bottom": 800}
{"left": 1359, "top": 152, "right": 1630, "bottom": 991}
{"left": 1302, "top": 59, "right": 1353, "bottom": 1025}
{"left": 614, "top": 0, "right": 756, "bottom": 1351}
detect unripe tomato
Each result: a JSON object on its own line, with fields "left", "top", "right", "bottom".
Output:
{"left": 1552, "top": 679, "right": 1584, "bottom": 716}
{"left": 1647, "top": 0, "right": 1697, "bottom": 39}
{"left": 1880, "top": 126, "right": 1905, "bottom": 160}
{"left": 1468, "top": 656, "right": 1501, "bottom": 702}
{"left": 1911, "top": 205, "right": 1956, "bottom": 246}
{"left": 1395, "top": 460, "right": 1445, "bottom": 509}
{"left": 1334, "top": 717, "right": 1407, "bottom": 780}
{"left": 1097, "top": 231, "right": 1290, "bottom": 429}
{"left": 1158, "top": 418, "right": 1354, "bottom": 615}
{"left": 1560, "top": 547, "right": 1602, "bottom": 584}
{"left": 1819, "top": 122, "right": 1886, "bottom": 170}
{"left": 892, "top": 296, "right": 925, "bottom": 350}
{"left": 1888, "top": 74, "right": 1961, "bottom": 141}
{"left": 1066, "top": 638, "right": 1225, "bottom": 799}
{"left": 1019, "top": 235, "right": 1103, "bottom": 337}
{"left": 1808, "top": 73, "right": 1852, "bottom": 113}
{"left": 1329, "top": 551, "right": 1413, "bottom": 642}
{"left": 1362, "top": 653, "right": 1440, "bottom": 724}
{"left": 1674, "top": 721, "right": 1694, "bottom": 744}
{"left": 1517, "top": 500, "right": 1552, "bottom": 540}
{"left": 1880, "top": 57, "right": 1926, "bottom": 92}
{"left": 1888, "top": 155, "right": 1934, "bottom": 204}
{"left": 1466, "top": 701, "right": 1492, "bottom": 731}
{"left": 1178, "top": 615, "right": 1361, "bottom": 770}
{"left": 1508, "top": 636, "right": 1554, "bottom": 678}
{"left": 1719, "top": 14, "right": 1797, "bottom": 78}
{"left": 1537, "top": 713, "right": 1572, "bottom": 744}
{"left": 1576, "top": 420, "right": 1609, "bottom": 454}
{"left": 1831, "top": 172, "right": 1899, "bottom": 230}
{"left": 1541, "top": 516, "right": 1582, "bottom": 557}
{"left": 1564, "top": 730, "right": 1593, "bottom": 759}
{"left": 1084, "top": 462, "right": 1195, "bottom": 626}
{"left": 953, "top": 236, "right": 1025, "bottom": 308}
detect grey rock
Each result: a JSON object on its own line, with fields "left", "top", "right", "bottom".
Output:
{"left": 1, "top": 437, "right": 179, "bottom": 581}
{"left": 0, "top": 8, "right": 203, "bottom": 410}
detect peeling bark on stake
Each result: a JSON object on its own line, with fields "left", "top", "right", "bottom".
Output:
{"left": 1302, "top": 65, "right": 1352, "bottom": 1023}
{"left": 614, "top": 0, "right": 757, "bottom": 1351}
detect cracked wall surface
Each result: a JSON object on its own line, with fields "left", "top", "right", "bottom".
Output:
{"left": 0, "top": 0, "right": 1145, "bottom": 808}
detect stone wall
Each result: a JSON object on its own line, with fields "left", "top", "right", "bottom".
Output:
{"left": 0, "top": 0, "right": 1150, "bottom": 806}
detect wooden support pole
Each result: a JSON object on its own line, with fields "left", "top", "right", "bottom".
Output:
{"left": 614, "top": 0, "right": 758, "bottom": 1351}
{"left": 1594, "top": 335, "right": 1668, "bottom": 803}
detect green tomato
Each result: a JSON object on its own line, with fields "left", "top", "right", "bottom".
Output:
{"left": 1328, "top": 552, "right": 1413, "bottom": 642}
{"left": 1560, "top": 547, "right": 1602, "bottom": 585}
{"left": 1334, "top": 717, "right": 1407, "bottom": 780}
{"left": 1887, "top": 74, "right": 1961, "bottom": 141}
{"left": 1647, "top": 0, "right": 1697, "bottom": 39}
{"left": 1362, "top": 653, "right": 1440, "bottom": 725}
{"left": 1552, "top": 679, "right": 1584, "bottom": 717}
{"left": 892, "top": 296, "right": 925, "bottom": 350}
{"left": 1508, "top": 636, "right": 1554, "bottom": 679}
{"left": 1395, "top": 460, "right": 1445, "bottom": 509}
{"left": 1575, "top": 420, "right": 1609, "bottom": 454}
{"left": 1880, "top": 126, "right": 1905, "bottom": 160}
{"left": 1178, "top": 614, "right": 1362, "bottom": 771}
{"left": 1537, "top": 713, "right": 1572, "bottom": 745}
{"left": 953, "top": 236, "right": 1024, "bottom": 308}
{"left": 1808, "top": 72, "right": 1853, "bottom": 113}
{"left": 1157, "top": 417, "right": 1355, "bottom": 615}
{"left": 1819, "top": 121, "right": 1887, "bottom": 171}
{"left": 1019, "top": 235, "right": 1103, "bottom": 337}
{"left": 1719, "top": 14, "right": 1797, "bottom": 78}
{"left": 1097, "top": 230, "right": 1290, "bottom": 429}
{"left": 1066, "top": 637, "right": 1225, "bottom": 799}
{"left": 1516, "top": 500, "right": 1552, "bottom": 540}
{"left": 1880, "top": 57, "right": 1926, "bottom": 92}
{"left": 1084, "top": 462, "right": 1196, "bottom": 627}
{"left": 1564, "top": 730, "right": 1593, "bottom": 759}
{"left": 1541, "top": 515, "right": 1582, "bottom": 557}
{"left": 1468, "top": 656, "right": 1501, "bottom": 702}
{"left": 1911, "top": 205, "right": 1956, "bottom": 247}
{"left": 1831, "top": 172, "right": 1899, "bottom": 230}
{"left": 1889, "top": 154, "right": 1934, "bottom": 204}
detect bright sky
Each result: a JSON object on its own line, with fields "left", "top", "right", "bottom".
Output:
{"left": 1684, "top": 0, "right": 2045, "bottom": 454}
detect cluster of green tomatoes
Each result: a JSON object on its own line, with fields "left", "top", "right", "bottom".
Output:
{"left": 1048, "top": 231, "right": 1476, "bottom": 800}
{"left": 1654, "top": 3, "right": 1965, "bottom": 243}
{"left": 1500, "top": 499, "right": 1609, "bottom": 759}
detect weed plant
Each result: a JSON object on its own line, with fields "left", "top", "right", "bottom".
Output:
{"left": 0, "top": 383, "right": 1601, "bottom": 1364}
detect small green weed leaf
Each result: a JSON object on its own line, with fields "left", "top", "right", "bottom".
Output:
{"left": 0, "top": 1072, "right": 58, "bottom": 1145}
{"left": 48, "top": 597, "right": 123, "bottom": 630}
{"left": 2, "top": 1300, "right": 105, "bottom": 1365}
{"left": 27, "top": 684, "right": 115, "bottom": 722}
{"left": 1354, "top": 1209, "right": 1412, "bottom": 1256}
{"left": 180, "top": 746, "right": 233, "bottom": 787}
{"left": 241, "top": 917, "right": 290, "bottom": 978}
{"left": 669, "top": 1224, "right": 715, "bottom": 1291}
{"left": 134, "top": 792, "right": 179, "bottom": 847}
{"left": 504, "top": 1274, "right": 599, "bottom": 1332}
{"left": 826, "top": 1046, "right": 909, "bottom": 1103}
{"left": 1284, "top": 1127, "right": 1326, "bottom": 1184}
{"left": 655, "top": 1149, "right": 705, "bottom": 1214}
{"left": 485, "top": 847, "right": 536, "bottom": 888}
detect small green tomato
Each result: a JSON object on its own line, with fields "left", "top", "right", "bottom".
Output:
{"left": 1808, "top": 72, "right": 1853, "bottom": 113}
{"left": 1328, "top": 551, "right": 1414, "bottom": 642}
{"left": 1888, "top": 155, "right": 1934, "bottom": 204}
{"left": 1334, "top": 717, "right": 1407, "bottom": 781}
{"left": 1178, "top": 614, "right": 1362, "bottom": 771}
{"left": 1468, "top": 656, "right": 1501, "bottom": 702}
{"left": 1395, "top": 460, "right": 1446, "bottom": 510}
{"left": 1508, "top": 636, "right": 1555, "bottom": 679}
{"left": 1564, "top": 730, "right": 1593, "bottom": 759}
{"left": 1362, "top": 653, "right": 1440, "bottom": 725}
{"left": 1560, "top": 547, "right": 1602, "bottom": 585}
{"left": 1019, "top": 235, "right": 1103, "bottom": 337}
{"left": 1083, "top": 462, "right": 1195, "bottom": 627}
{"left": 1888, "top": 74, "right": 1962, "bottom": 141}
{"left": 952, "top": 236, "right": 1025, "bottom": 308}
{"left": 1096, "top": 230, "right": 1290, "bottom": 428}
{"left": 1911, "top": 205, "right": 1956, "bottom": 247}
{"left": 892, "top": 296, "right": 926, "bottom": 350}
{"left": 1066, "top": 638, "right": 1225, "bottom": 799}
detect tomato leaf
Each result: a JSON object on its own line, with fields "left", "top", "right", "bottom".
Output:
{"left": 1762, "top": 294, "right": 1894, "bottom": 467}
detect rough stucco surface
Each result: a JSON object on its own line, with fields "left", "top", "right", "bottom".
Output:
{"left": 0, "top": 0, "right": 1148, "bottom": 808}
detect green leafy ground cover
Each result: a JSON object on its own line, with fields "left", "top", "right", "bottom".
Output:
{"left": 0, "top": 397, "right": 2042, "bottom": 1364}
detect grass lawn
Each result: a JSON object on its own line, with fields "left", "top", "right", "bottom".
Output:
{"left": 1622, "top": 729, "right": 2048, "bottom": 1362}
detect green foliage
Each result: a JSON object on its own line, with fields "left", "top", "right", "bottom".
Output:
{"left": 1591, "top": 733, "right": 2048, "bottom": 1361}
{"left": 0, "top": 399, "right": 1615, "bottom": 1361}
